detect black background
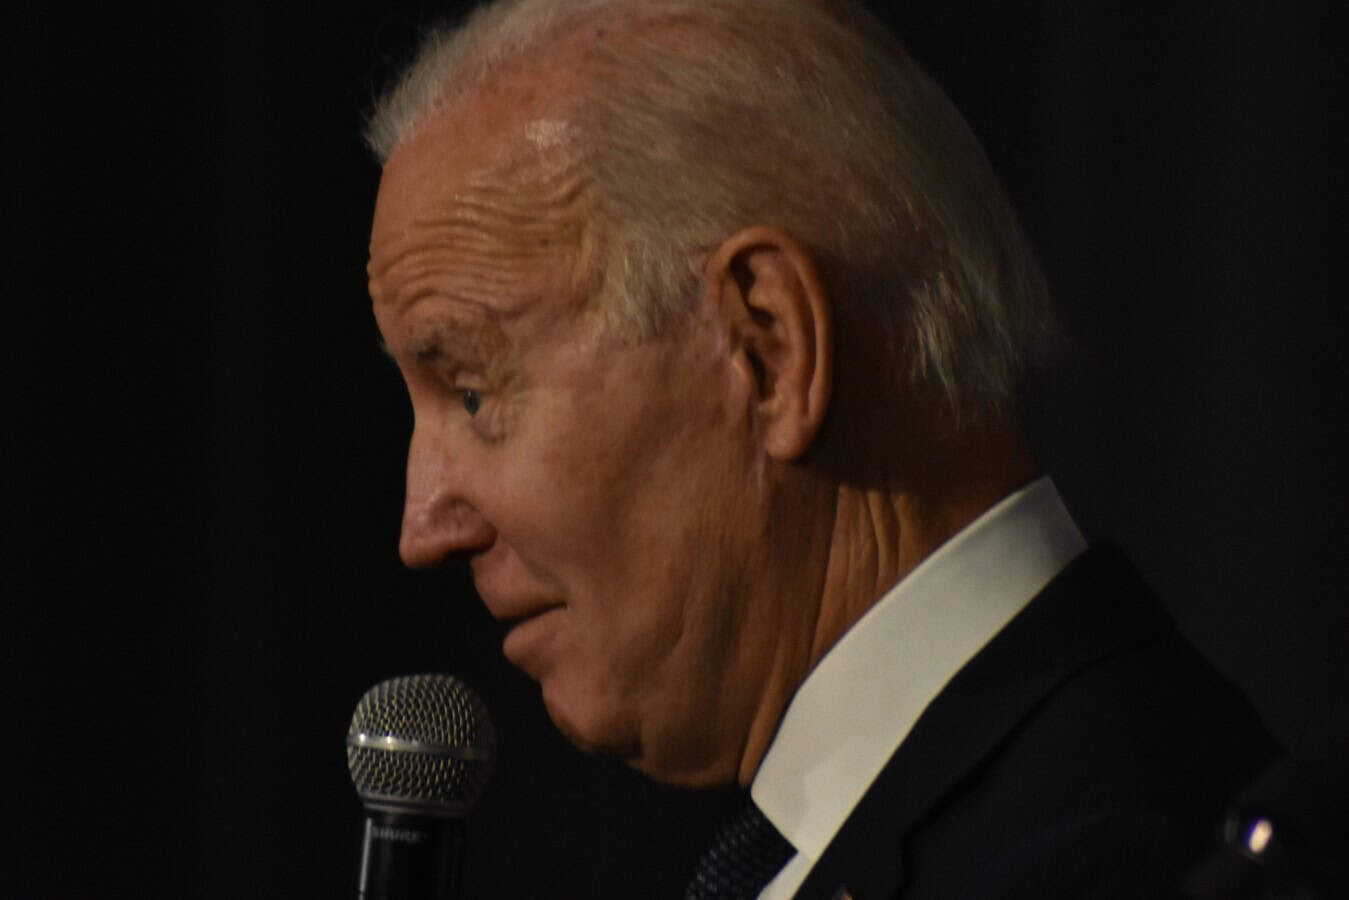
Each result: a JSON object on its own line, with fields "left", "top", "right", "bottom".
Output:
{"left": 10, "top": 2, "right": 1343, "bottom": 898}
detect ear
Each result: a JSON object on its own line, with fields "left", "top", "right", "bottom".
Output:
{"left": 706, "top": 226, "right": 833, "bottom": 460}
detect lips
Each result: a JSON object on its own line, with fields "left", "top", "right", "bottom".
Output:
{"left": 476, "top": 581, "right": 565, "bottom": 627}
{"left": 470, "top": 553, "right": 566, "bottom": 669}
{"left": 498, "top": 604, "right": 565, "bottom": 672}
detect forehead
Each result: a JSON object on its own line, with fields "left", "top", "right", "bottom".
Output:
{"left": 368, "top": 71, "right": 595, "bottom": 323}
{"left": 372, "top": 83, "right": 572, "bottom": 227}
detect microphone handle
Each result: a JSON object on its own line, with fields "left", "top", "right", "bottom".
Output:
{"left": 358, "top": 810, "right": 465, "bottom": 900}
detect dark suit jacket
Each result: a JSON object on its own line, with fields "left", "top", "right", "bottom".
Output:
{"left": 794, "top": 545, "right": 1276, "bottom": 899}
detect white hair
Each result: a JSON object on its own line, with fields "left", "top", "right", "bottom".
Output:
{"left": 365, "top": 0, "right": 1053, "bottom": 426}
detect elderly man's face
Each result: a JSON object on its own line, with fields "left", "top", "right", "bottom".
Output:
{"left": 367, "top": 92, "right": 800, "bottom": 784}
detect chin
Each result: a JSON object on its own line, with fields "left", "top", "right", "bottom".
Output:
{"left": 539, "top": 672, "right": 642, "bottom": 761}
{"left": 541, "top": 676, "right": 736, "bottom": 788}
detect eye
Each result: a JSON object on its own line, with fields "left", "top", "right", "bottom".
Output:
{"left": 461, "top": 388, "right": 482, "bottom": 416}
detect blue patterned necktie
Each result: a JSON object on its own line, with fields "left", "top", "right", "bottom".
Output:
{"left": 687, "top": 796, "right": 796, "bottom": 899}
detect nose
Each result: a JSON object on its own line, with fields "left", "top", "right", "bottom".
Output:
{"left": 398, "top": 425, "right": 497, "bottom": 568}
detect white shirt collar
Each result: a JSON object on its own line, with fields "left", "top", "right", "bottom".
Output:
{"left": 751, "top": 477, "right": 1086, "bottom": 898}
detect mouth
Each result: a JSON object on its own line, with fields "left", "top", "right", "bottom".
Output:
{"left": 496, "top": 604, "right": 566, "bottom": 669}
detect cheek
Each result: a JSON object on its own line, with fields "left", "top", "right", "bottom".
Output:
{"left": 491, "top": 330, "right": 751, "bottom": 628}
{"left": 486, "top": 384, "right": 656, "bottom": 558}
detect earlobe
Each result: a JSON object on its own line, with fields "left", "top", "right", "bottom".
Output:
{"left": 708, "top": 226, "right": 833, "bottom": 460}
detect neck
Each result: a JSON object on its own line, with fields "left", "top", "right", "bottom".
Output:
{"left": 733, "top": 425, "right": 1035, "bottom": 785}
{"left": 810, "top": 425, "right": 1035, "bottom": 670}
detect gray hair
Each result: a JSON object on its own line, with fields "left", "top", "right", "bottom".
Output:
{"left": 365, "top": 0, "right": 1053, "bottom": 426}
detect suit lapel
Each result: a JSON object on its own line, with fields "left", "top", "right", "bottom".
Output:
{"left": 793, "top": 545, "right": 1169, "bottom": 899}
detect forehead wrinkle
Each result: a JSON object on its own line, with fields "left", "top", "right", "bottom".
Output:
{"left": 369, "top": 153, "right": 594, "bottom": 312}
{"left": 370, "top": 220, "right": 580, "bottom": 317}
{"left": 369, "top": 209, "right": 571, "bottom": 284}
{"left": 454, "top": 155, "right": 592, "bottom": 257}
{"left": 387, "top": 268, "right": 548, "bottom": 324}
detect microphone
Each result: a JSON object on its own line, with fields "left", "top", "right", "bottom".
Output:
{"left": 346, "top": 674, "right": 496, "bottom": 900}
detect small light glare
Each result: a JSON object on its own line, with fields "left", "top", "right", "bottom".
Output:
{"left": 1246, "top": 818, "right": 1274, "bottom": 855}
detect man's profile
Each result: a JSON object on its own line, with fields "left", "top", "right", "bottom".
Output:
{"left": 364, "top": 0, "right": 1274, "bottom": 896}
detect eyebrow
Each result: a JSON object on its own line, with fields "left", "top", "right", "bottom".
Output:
{"left": 383, "top": 313, "right": 507, "bottom": 370}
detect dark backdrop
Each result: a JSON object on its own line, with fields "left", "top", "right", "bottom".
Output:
{"left": 11, "top": 2, "right": 1342, "bottom": 898}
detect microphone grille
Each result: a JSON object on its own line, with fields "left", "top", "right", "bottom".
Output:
{"left": 346, "top": 673, "right": 496, "bottom": 816}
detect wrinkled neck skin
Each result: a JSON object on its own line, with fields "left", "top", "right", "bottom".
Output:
{"left": 732, "top": 419, "right": 1036, "bottom": 786}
